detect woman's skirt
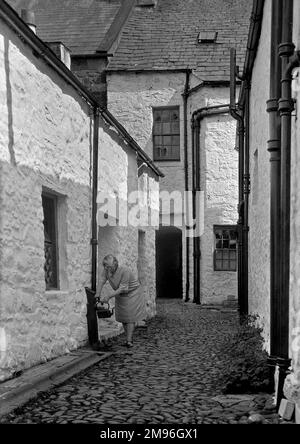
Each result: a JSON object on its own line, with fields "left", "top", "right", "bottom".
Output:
{"left": 115, "top": 287, "right": 145, "bottom": 323}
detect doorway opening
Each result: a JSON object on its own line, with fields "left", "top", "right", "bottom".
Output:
{"left": 155, "top": 226, "right": 182, "bottom": 298}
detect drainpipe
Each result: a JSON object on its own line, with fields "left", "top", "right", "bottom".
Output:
{"left": 230, "top": 50, "right": 245, "bottom": 320}
{"left": 243, "top": 82, "right": 250, "bottom": 318}
{"left": 191, "top": 104, "right": 230, "bottom": 305}
{"left": 85, "top": 107, "right": 100, "bottom": 350}
{"left": 277, "top": 0, "right": 300, "bottom": 408}
{"left": 266, "top": 0, "right": 283, "bottom": 385}
{"left": 183, "top": 70, "right": 191, "bottom": 301}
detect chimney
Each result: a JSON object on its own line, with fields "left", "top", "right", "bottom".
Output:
{"left": 45, "top": 42, "right": 71, "bottom": 70}
{"left": 21, "top": 9, "right": 36, "bottom": 34}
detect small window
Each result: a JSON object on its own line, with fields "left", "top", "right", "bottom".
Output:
{"left": 42, "top": 193, "right": 59, "bottom": 289}
{"left": 214, "top": 225, "right": 237, "bottom": 271}
{"left": 153, "top": 107, "right": 180, "bottom": 161}
{"left": 198, "top": 31, "right": 218, "bottom": 43}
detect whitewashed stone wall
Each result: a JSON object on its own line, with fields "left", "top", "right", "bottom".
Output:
{"left": 288, "top": 0, "right": 300, "bottom": 403}
{"left": 247, "top": 0, "right": 271, "bottom": 348}
{"left": 0, "top": 21, "right": 93, "bottom": 381}
{"left": 0, "top": 20, "right": 158, "bottom": 381}
{"left": 107, "top": 73, "right": 238, "bottom": 304}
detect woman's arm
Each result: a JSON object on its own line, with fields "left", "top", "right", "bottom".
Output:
{"left": 95, "top": 269, "right": 107, "bottom": 298}
{"left": 101, "top": 269, "right": 130, "bottom": 302}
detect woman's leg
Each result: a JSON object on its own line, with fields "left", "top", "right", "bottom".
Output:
{"left": 123, "top": 323, "right": 128, "bottom": 338}
{"left": 126, "top": 322, "right": 135, "bottom": 344}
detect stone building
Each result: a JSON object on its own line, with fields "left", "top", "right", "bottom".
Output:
{"left": 231, "top": 0, "right": 300, "bottom": 417}
{"left": 0, "top": 1, "right": 161, "bottom": 382}
{"left": 6, "top": 1, "right": 252, "bottom": 306}
{"left": 106, "top": 0, "right": 251, "bottom": 304}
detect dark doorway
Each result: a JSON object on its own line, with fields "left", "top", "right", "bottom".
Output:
{"left": 156, "top": 226, "right": 182, "bottom": 298}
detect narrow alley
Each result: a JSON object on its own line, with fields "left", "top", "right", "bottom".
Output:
{"left": 0, "top": 300, "right": 281, "bottom": 425}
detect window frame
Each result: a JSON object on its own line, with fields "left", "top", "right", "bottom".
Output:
{"left": 42, "top": 192, "right": 59, "bottom": 290}
{"left": 152, "top": 105, "right": 181, "bottom": 161}
{"left": 213, "top": 224, "right": 237, "bottom": 272}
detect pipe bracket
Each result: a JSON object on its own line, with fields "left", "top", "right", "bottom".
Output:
{"left": 278, "top": 42, "right": 295, "bottom": 58}
{"left": 278, "top": 98, "right": 295, "bottom": 113}
{"left": 266, "top": 98, "right": 279, "bottom": 113}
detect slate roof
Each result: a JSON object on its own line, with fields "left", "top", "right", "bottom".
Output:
{"left": 107, "top": 0, "right": 252, "bottom": 80}
{"left": 6, "top": 0, "right": 122, "bottom": 55}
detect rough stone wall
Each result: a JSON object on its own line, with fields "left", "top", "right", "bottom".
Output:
{"left": 289, "top": 0, "right": 300, "bottom": 395}
{"left": 0, "top": 21, "right": 93, "bottom": 381}
{"left": 189, "top": 87, "right": 238, "bottom": 305}
{"left": 107, "top": 73, "right": 238, "bottom": 304}
{"left": 247, "top": 0, "right": 271, "bottom": 349}
{"left": 0, "top": 21, "right": 158, "bottom": 381}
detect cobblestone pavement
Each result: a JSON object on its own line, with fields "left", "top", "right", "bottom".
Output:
{"left": 0, "top": 299, "right": 288, "bottom": 424}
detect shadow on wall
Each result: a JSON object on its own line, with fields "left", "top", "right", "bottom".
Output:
{"left": 4, "top": 36, "right": 16, "bottom": 166}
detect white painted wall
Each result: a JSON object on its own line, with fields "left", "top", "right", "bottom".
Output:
{"left": 247, "top": 0, "right": 271, "bottom": 348}
{"left": 0, "top": 19, "right": 158, "bottom": 381}
{"left": 288, "top": 0, "right": 300, "bottom": 400}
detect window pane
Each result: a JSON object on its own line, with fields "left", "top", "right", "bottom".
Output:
{"left": 170, "top": 146, "right": 180, "bottom": 159}
{"left": 153, "top": 123, "right": 162, "bottom": 135}
{"left": 162, "top": 122, "right": 171, "bottom": 134}
{"left": 230, "top": 261, "right": 236, "bottom": 271}
{"left": 223, "top": 230, "right": 229, "bottom": 239}
{"left": 42, "top": 195, "right": 58, "bottom": 290}
{"left": 215, "top": 250, "right": 222, "bottom": 260}
{"left": 163, "top": 135, "right": 172, "bottom": 146}
{"left": 172, "top": 121, "right": 180, "bottom": 133}
{"left": 222, "top": 260, "right": 229, "bottom": 270}
{"left": 162, "top": 110, "right": 170, "bottom": 122}
{"left": 215, "top": 230, "right": 222, "bottom": 239}
{"left": 229, "top": 250, "right": 236, "bottom": 260}
{"left": 171, "top": 110, "right": 179, "bottom": 121}
{"left": 172, "top": 135, "right": 180, "bottom": 146}
{"left": 153, "top": 135, "right": 162, "bottom": 146}
{"left": 229, "top": 239, "right": 237, "bottom": 249}
{"left": 153, "top": 111, "right": 162, "bottom": 122}
{"left": 223, "top": 239, "right": 229, "bottom": 249}
{"left": 223, "top": 250, "right": 229, "bottom": 259}
{"left": 216, "top": 239, "right": 222, "bottom": 249}
{"left": 230, "top": 230, "right": 237, "bottom": 240}
{"left": 215, "top": 260, "right": 222, "bottom": 270}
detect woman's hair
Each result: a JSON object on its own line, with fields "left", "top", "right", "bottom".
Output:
{"left": 102, "top": 254, "right": 118, "bottom": 268}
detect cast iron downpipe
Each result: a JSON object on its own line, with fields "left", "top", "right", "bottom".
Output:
{"left": 266, "top": 0, "right": 283, "bottom": 384}
{"left": 191, "top": 104, "right": 230, "bottom": 305}
{"left": 229, "top": 99, "right": 245, "bottom": 319}
{"left": 85, "top": 107, "right": 101, "bottom": 349}
{"left": 277, "top": 0, "right": 300, "bottom": 407}
{"left": 229, "top": 0, "right": 265, "bottom": 320}
{"left": 183, "top": 70, "right": 191, "bottom": 301}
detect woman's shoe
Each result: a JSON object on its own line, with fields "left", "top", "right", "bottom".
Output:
{"left": 121, "top": 341, "right": 133, "bottom": 348}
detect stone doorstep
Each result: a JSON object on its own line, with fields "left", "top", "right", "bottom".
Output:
{"left": 0, "top": 349, "right": 112, "bottom": 419}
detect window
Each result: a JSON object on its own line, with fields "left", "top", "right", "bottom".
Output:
{"left": 214, "top": 225, "right": 237, "bottom": 271}
{"left": 42, "top": 193, "right": 58, "bottom": 289}
{"left": 153, "top": 106, "right": 180, "bottom": 161}
{"left": 197, "top": 31, "right": 218, "bottom": 43}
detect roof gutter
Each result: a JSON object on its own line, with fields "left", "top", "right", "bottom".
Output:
{"left": 238, "top": 0, "right": 265, "bottom": 105}
{"left": 0, "top": 0, "right": 163, "bottom": 178}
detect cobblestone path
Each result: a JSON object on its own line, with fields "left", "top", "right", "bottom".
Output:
{"left": 1, "top": 299, "right": 282, "bottom": 424}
